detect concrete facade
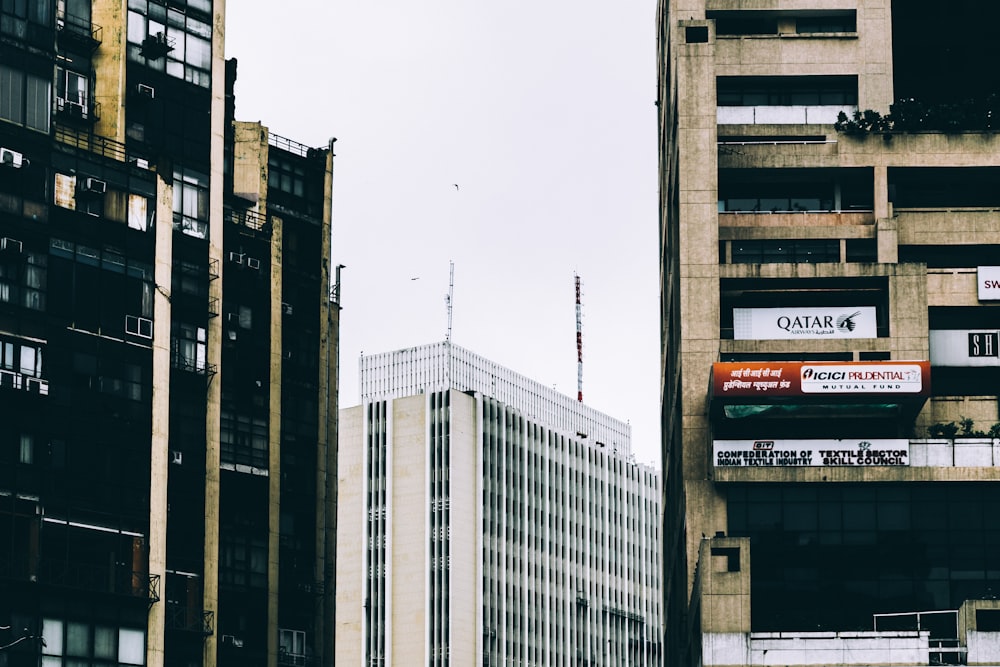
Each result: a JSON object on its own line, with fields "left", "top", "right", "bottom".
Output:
{"left": 336, "top": 344, "right": 662, "bottom": 666}
{"left": 658, "top": 2, "right": 1000, "bottom": 666}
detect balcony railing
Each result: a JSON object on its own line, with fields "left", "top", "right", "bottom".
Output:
{"left": 268, "top": 133, "right": 312, "bottom": 159}
{"left": 56, "top": 96, "right": 101, "bottom": 124}
{"left": 37, "top": 560, "right": 160, "bottom": 603}
{"left": 165, "top": 603, "right": 215, "bottom": 636}
{"left": 278, "top": 651, "right": 316, "bottom": 667}
{"left": 718, "top": 104, "right": 857, "bottom": 125}
{"left": 54, "top": 125, "right": 151, "bottom": 167}
{"left": 56, "top": 12, "right": 102, "bottom": 49}
{"left": 224, "top": 206, "right": 269, "bottom": 234}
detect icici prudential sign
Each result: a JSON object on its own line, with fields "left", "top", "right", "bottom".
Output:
{"left": 712, "top": 361, "right": 931, "bottom": 397}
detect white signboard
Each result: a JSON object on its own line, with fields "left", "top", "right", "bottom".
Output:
{"left": 733, "top": 307, "right": 877, "bottom": 340}
{"left": 930, "top": 329, "right": 1000, "bottom": 367}
{"left": 979, "top": 266, "right": 1000, "bottom": 301}
{"left": 714, "top": 439, "right": 910, "bottom": 467}
{"left": 800, "top": 363, "right": 924, "bottom": 393}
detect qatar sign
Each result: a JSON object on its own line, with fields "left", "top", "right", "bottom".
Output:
{"left": 733, "top": 306, "right": 877, "bottom": 340}
{"left": 712, "top": 361, "right": 931, "bottom": 397}
{"left": 714, "top": 439, "right": 910, "bottom": 467}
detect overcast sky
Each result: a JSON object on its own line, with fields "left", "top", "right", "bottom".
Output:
{"left": 225, "top": 0, "right": 661, "bottom": 465}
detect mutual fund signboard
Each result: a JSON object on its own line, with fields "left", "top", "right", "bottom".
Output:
{"left": 714, "top": 439, "right": 910, "bottom": 467}
{"left": 712, "top": 361, "right": 931, "bottom": 396}
{"left": 733, "top": 306, "right": 877, "bottom": 340}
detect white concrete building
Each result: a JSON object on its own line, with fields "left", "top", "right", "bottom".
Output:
{"left": 336, "top": 342, "right": 661, "bottom": 666}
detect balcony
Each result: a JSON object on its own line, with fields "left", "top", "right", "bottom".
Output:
{"left": 719, "top": 105, "right": 856, "bottom": 125}
{"left": 165, "top": 602, "right": 215, "bottom": 636}
{"left": 56, "top": 13, "right": 102, "bottom": 51}
{"left": 0, "top": 369, "right": 49, "bottom": 395}
{"left": 56, "top": 96, "right": 101, "bottom": 125}
{"left": 140, "top": 31, "right": 175, "bottom": 59}
{"left": 37, "top": 560, "right": 160, "bottom": 603}
{"left": 224, "top": 206, "right": 270, "bottom": 237}
{"left": 278, "top": 652, "right": 315, "bottom": 667}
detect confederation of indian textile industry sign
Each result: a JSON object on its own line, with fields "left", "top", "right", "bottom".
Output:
{"left": 733, "top": 306, "right": 877, "bottom": 340}
{"left": 714, "top": 439, "right": 910, "bottom": 467}
{"left": 712, "top": 361, "right": 931, "bottom": 396}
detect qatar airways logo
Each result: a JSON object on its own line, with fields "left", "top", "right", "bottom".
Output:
{"left": 800, "top": 364, "right": 923, "bottom": 393}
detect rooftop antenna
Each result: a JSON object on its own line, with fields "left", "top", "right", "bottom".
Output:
{"left": 575, "top": 273, "right": 583, "bottom": 402}
{"left": 445, "top": 260, "right": 455, "bottom": 342}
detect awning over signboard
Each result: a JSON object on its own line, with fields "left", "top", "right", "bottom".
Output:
{"left": 710, "top": 361, "right": 930, "bottom": 420}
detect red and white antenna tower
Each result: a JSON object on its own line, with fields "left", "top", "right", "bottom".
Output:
{"left": 575, "top": 273, "right": 583, "bottom": 402}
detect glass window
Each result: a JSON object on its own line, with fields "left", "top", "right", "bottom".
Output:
{"left": 172, "top": 167, "right": 209, "bottom": 238}
{"left": 118, "top": 628, "right": 144, "bottom": 665}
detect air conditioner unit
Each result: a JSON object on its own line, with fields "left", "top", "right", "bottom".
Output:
{"left": 125, "top": 315, "right": 153, "bottom": 339}
{"left": 246, "top": 257, "right": 260, "bottom": 270}
{"left": 129, "top": 157, "right": 150, "bottom": 170}
{"left": 1, "top": 238, "right": 23, "bottom": 253}
{"left": 137, "top": 83, "right": 155, "bottom": 99}
{"left": 25, "top": 377, "right": 47, "bottom": 395}
{"left": 171, "top": 450, "right": 183, "bottom": 465}
{"left": 82, "top": 177, "right": 107, "bottom": 194}
{"left": 222, "top": 635, "right": 243, "bottom": 648}
{"left": 0, "top": 369, "right": 18, "bottom": 388}
{"left": 0, "top": 147, "right": 26, "bottom": 168}
{"left": 228, "top": 252, "right": 244, "bottom": 264}
{"left": 281, "top": 303, "right": 293, "bottom": 315}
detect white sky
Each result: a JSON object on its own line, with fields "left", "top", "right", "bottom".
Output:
{"left": 224, "top": 0, "right": 661, "bottom": 466}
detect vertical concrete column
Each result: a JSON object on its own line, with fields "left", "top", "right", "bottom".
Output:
{"left": 874, "top": 164, "right": 898, "bottom": 263}
{"left": 268, "top": 214, "right": 284, "bottom": 667}
{"left": 675, "top": 18, "right": 724, "bottom": 595}
{"left": 92, "top": 0, "right": 127, "bottom": 143}
{"left": 202, "top": 2, "right": 226, "bottom": 666}
{"left": 857, "top": 0, "right": 895, "bottom": 111}
{"left": 318, "top": 143, "right": 338, "bottom": 667}
{"left": 146, "top": 174, "right": 174, "bottom": 667}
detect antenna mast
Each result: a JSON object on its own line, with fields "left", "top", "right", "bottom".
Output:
{"left": 575, "top": 273, "right": 583, "bottom": 402}
{"left": 446, "top": 260, "right": 455, "bottom": 342}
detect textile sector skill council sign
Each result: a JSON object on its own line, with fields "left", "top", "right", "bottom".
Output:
{"left": 714, "top": 440, "right": 910, "bottom": 467}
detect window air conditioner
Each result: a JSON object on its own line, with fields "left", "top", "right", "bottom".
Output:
{"left": 26, "top": 377, "right": 47, "bottom": 395}
{"left": 246, "top": 257, "right": 260, "bottom": 270}
{"left": 125, "top": 315, "right": 154, "bottom": 339}
{"left": 0, "top": 147, "right": 26, "bottom": 168}
{"left": 129, "top": 157, "right": 150, "bottom": 170}
{"left": 137, "top": 83, "right": 155, "bottom": 99}
{"left": 171, "top": 451, "right": 183, "bottom": 465}
{"left": 1, "top": 238, "right": 23, "bottom": 253}
{"left": 82, "top": 177, "right": 107, "bottom": 194}
{"left": 281, "top": 303, "right": 293, "bottom": 315}
{"left": 222, "top": 635, "right": 244, "bottom": 648}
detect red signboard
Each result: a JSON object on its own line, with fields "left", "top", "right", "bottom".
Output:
{"left": 712, "top": 361, "right": 931, "bottom": 398}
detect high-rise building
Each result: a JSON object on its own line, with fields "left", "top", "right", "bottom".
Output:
{"left": 658, "top": 2, "right": 1000, "bottom": 666}
{"left": 336, "top": 342, "right": 661, "bottom": 666}
{"left": 0, "top": 3, "right": 338, "bottom": 667}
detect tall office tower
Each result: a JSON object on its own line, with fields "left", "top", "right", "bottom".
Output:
{"left": 658, "top": 2, "right": 1000, "bottom": 666}
{"left": 0, "top": 3, "right": 338, "bottom": 667}
{"left": 336, "top": 342, "right": 661, "bottom": 666}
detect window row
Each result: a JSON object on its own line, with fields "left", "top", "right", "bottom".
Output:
{"left": 126, "top": 0, "right": 212, "bottom": 88}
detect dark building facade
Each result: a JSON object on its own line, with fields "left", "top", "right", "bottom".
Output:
{"left": 0, "top": 2, "right": 338, "bottom": 666}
